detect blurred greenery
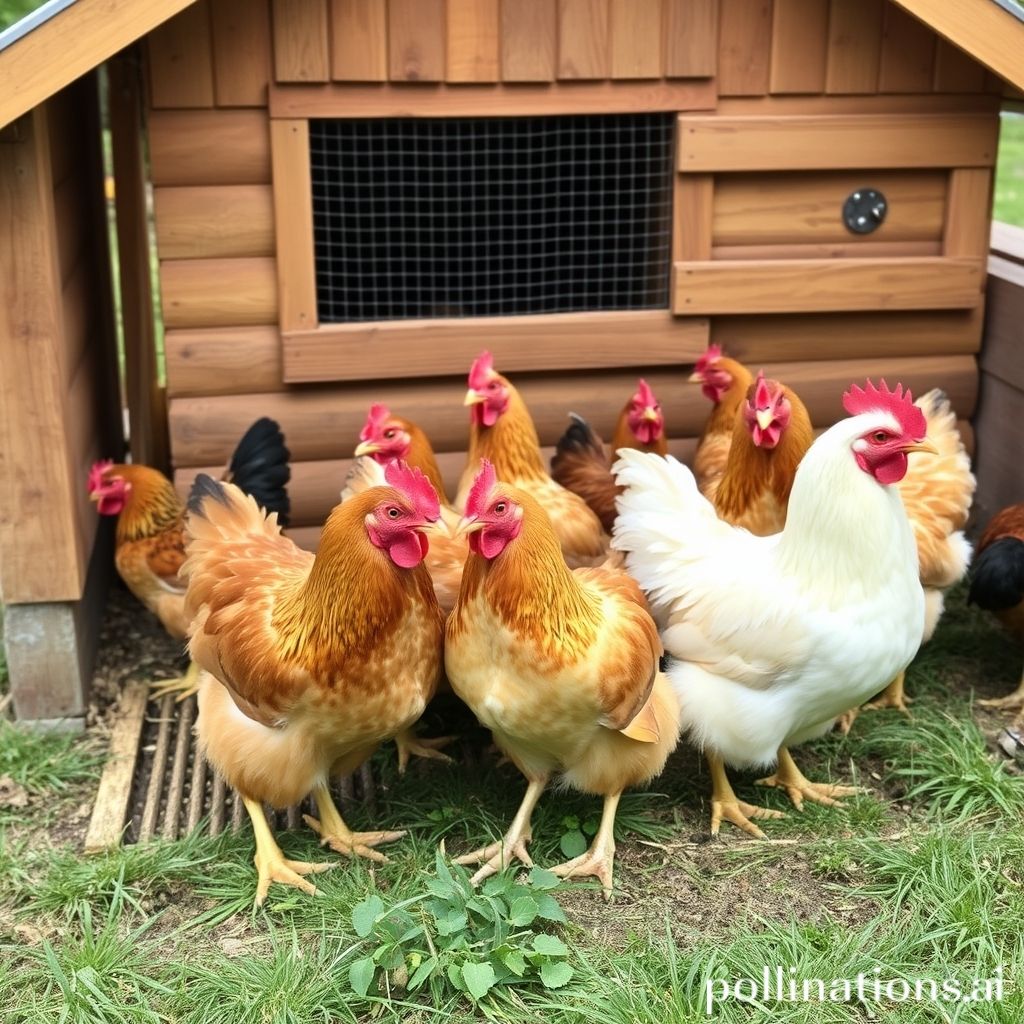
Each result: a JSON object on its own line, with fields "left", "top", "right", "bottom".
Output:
{"left": 0, "top": 1, "right": 44, "bottom": 33}
{"left": 995, "top": 113, "right": 1024, "bottom": 227}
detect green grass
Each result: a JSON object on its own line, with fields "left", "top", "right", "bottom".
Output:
{"left": 995, "top": 112, "right": 1024, "bottom": 227}
{"left": 2, "top": 584, "right": 1022, "bottom": 1023}
{"left": 0, "top": 0, "right": 43, "bottom": 33}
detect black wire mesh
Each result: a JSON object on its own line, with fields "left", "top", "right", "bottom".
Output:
{"left": 310, "top": 113, "right": 675, "bottom": 322}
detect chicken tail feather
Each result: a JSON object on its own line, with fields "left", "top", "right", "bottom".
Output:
{"left": 225, "top": 417, "right": 292, "bottom": 526}
{"left": 968, "top": 537, "right": 1024, "bottom": 611}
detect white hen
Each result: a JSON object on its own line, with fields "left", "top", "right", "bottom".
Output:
{"left": 612, "top": 381, "right": 933, "bottom": 836}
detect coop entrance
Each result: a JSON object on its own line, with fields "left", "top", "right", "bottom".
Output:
{"left": 309, "top": 112, "right": 675, "bottom": 323}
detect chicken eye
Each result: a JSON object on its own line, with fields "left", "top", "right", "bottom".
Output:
{"left": 872, "top": 431, "right": 888, "bottom": 443}
{"left": 387, "top": 507, "right": 400, "bottom": 519}
{"left": 489, "top": 381, "right": 499, "bottom": 391}
{"left": 384, "top": 429, "right": 396, "bottom": 439}
{"left": 494, "top": 502, "right": 506, "bottom": 515}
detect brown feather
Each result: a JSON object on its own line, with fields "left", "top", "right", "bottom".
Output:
{"left": 693, "top": 357, "right": 754, "bottom": 498}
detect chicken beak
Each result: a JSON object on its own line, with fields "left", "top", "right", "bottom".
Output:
{"left": 902, "top": 439, "right": 939, "bottom": 456}
{"left": 687, "top": 371, "right": 703, "bottom": 384}
{"left": 641, "top": 407, "right": 659, "bottom": 423}
{"left": 455, "top": 515, "right": 485, "bottom": 538}
{"left": 755, "top": 408, "right": 774, "bottom": 431}
{"left": 425, "top": 517, "right": 451, "bottom": 538}
{"left": 353, "top": 441, "right": 379, "bottom": 458}
{"left": 464, "top": 389, "right": 486, "bottom": 407}
{"left": 89, "top": 491, "right": 100, "bottom": 503}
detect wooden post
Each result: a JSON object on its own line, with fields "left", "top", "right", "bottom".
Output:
{"left": 108, "top": 48, "right": 170, "bottom": 472}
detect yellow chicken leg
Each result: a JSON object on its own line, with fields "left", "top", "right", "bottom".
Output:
{"left": 454, "top": 775, "right": 548, "bottom": 885}
{"left": 756, "top": 747, "right": 863, "bottom": 811}
{"left": 394, "top": 728, "right": 456, "bottom": 774}
{"left": 707, "top": 752, "right": 785, "bottom": 839}
{"left": 148, "top": 661, "right": 202, "bottom": 703}
{"left": 302, "top": 781, "right": 406, "bottom": 863}
{"left": 979, "top": 668, "right": 1024, "bottom": 711}
{"left": 864, "top": 670, "right": 912, "bottom": 715}
{"left": 244, "top": 796, "right": 334, "bottom": 907}
{"left": 551, "top": 791, "right": 621, "bottom": 899}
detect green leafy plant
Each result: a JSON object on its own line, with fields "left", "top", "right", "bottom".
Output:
{"left": 347, "top": 849, "right": 574, "bottom": 1005}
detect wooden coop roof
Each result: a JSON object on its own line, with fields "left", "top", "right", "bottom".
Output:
{"left": 1, "top": 0, "right": 1023, "bottom": 130}
{"left": 0, "top": 0, "right": 196, "bottom": 128}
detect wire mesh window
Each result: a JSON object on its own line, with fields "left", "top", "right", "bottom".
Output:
{"left": 310, "top": 114, "right": 675, "bottom": 322}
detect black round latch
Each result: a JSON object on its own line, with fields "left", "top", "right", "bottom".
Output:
{"left": 843, "top": 188, "right": 887, "bottom": 235}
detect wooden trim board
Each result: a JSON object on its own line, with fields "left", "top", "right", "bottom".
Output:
{"left": 282, "top": 310, "right": 709, "bottom": 383}
{"left": 673, "top": 257, "right": 983, "bottom": 314}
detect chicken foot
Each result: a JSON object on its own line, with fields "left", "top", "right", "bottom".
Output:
{"left": 453, "top": 775, "right": 548, "bottom": 885}
{"left": 707, "top": 752, "right": 784, "bottom": 839}
{"left": 244, "top": 796, "right": 334, "bottom": 907}
{"left": 979, "top": 668, "right": 1024, "bottom": 711}
{"left": 394, "top": 728, "right": 456, "bottom": 774}
{"left": 148, "top": 660, "right": 201, "bottom": 703}
{"left": 756, "top": 747, "right": 862, "bottom": 811}
{"left": 864, "top": 670, "right": 912, "bottom": 714}
{"left": 303, "top": 781, "right": 406, "bottom": 863}
{"left": 551, "top": 791, "right": 620, "bottom": 899}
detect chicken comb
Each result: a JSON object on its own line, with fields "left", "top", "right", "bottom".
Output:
{"left": 693, "top": 344, "right": 723, "bottom": 377}
{"left": 842, "top": 379, "right": 926, "bottom": 440}
{"left": 384, "top": 460, "right": 440, "bottom": 521}
{"left": 634, "top": 378, "right": 657, "bottom": 407}
{"left": 359, "top": 403, "right": 391, "bottom": 442}
{"left": 88, "top": 459, "right": 113, "bottom": 493}
{"left": 753, "top": 370, "right": 772, "bottom": 406}
{"left": 465, "top": 459, "right": 497, "bottom": 519}
{"left": 468, "top": 350, "right": 495, "bottom": 391}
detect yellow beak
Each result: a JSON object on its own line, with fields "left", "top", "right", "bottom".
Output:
{"left": 902, "top": 439, "right": 939, "bottom": 456}
{"left": 641, "top": 407, "right": 659, "bottom": 423}
{"left": 687, "top": 371, "right": 702, "bottom": 384}
{"left": 464, "top": 389, "right": 486, "bottom": 407}
{"left": 353, "top": 441, "right": 379, "bottom": 458}
{"left": 455, "top": 515, "right": 485, "bottom": 538}
{"left": 755, "top": 409, "right": 774, "bottom": 431}
{"left": 89, "top": 492, "right": 100, "bottom": 503}
{"left": 424, "top": 517, "right": 451, "bottom": 538}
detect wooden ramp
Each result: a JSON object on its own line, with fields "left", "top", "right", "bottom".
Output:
{"left": 84, "top": 686, "right": 377, "bottom": 852}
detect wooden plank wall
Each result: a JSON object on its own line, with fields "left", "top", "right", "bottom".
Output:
{"left": 143, "top": 0, "right": 1004, "bottom": 540}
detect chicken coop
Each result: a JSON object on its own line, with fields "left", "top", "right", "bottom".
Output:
{"left": 1, "top": 0, "right": 1023, "bottom": 725}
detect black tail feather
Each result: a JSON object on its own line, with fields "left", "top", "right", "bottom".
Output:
{"left": 553, "top": 412, "right": 605, "bottom": 465}
{"left": 187, "top": 473, "right": 230, "bottom": 519}
{"left": 227, "top": 417, "right": 291, "bottom": 526}
{"left": 967, "top": 537, "right": 1024, "bottom": 611}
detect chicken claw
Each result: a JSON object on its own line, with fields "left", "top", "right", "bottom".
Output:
{"left": 550, "top": 792, "right": 621, "bottom": 899}
{"left": 243, "top": 795, "right": 334, "bottom": 907}
{"left": 304, "top": 782, "right": 405, "bottom": 863}
{"left": 979, "top": 676, "right": 1024, "bottom": 711}
{"left": 394, "top": 729, "right": 456, "bottom": 774}
{"left": 863, "top": 670, "right": 912, "bottom": 715}
{"left": 711, "top": 797, "right": 784, "bottom": 839}
{"left": 148, "top": 661, "right": 201, "bottom": 703}
{"left": 756, "top": 747, "right": 863, "bottom": 811}
{"left": 706, "top": 752, "right": 784, "bottom": 839}
{"left": 453, "top": 776, "right": 547, "bottom": 885}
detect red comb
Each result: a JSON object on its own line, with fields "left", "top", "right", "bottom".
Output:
{"left": 385, "top": 460, "right": 440, "bottom": 521}
{"left": 694, "top": 344, "right": 723, "bottom": 377}
{"left": 88, "top": 460, "right": 113, "bottom": 492}
{"left": 468, "top": 350, "right": 495, "bottom": 391}
{"left": 635, "top": 378, "right": 657, "bottom": 407}
{"left": 753, "top": 370, "right": 772, "bottom": 406}
{"left": 842, "top": 379, "right": 926, "bottom": 440}
{"left": 465, "top": 460, "right": 497, "bottom": 519}
{"left": 360, "top": 403, "right": 391, "bottom": 442}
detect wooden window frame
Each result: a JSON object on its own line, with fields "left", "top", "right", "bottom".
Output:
{"left": 269, "top": 83, "right": 715, "bottom": 384}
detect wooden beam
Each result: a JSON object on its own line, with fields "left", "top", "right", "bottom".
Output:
{"left": 165, "top": 325, "right": 283, "bottom": 396}
{"left": 270, "top": 79, "right": 716, "bottom": 117}
{"left": 0, "top": 0, "right": 201, "bottom": 129}
{"left": 160, "top": 256, "right": 278, "bottom": 329}
{"left": 677, "top": 113, "right": 999, "bottom": 172}
{"left": 270, "top": 120, "right": 318, "bottom": 332}
{"left": 673, "top": 257, "right": 983, "bottom": 314}
{"left": 0, "top": 105, "right": 83, "bottom": 602}
{"left": 282, "top": 311, "right": 708, "bottom": 383}
{"left": 109, "top": 52, "right": 169, "bottom": 471}
{"left": 149, "top": 109, "right": 271, "bottom": 187}
{"left": 153, "top": 185, "right": 275, "bottom": 259}
{"left": 891, "top": 0, "right": 1024, "bottom": 94}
